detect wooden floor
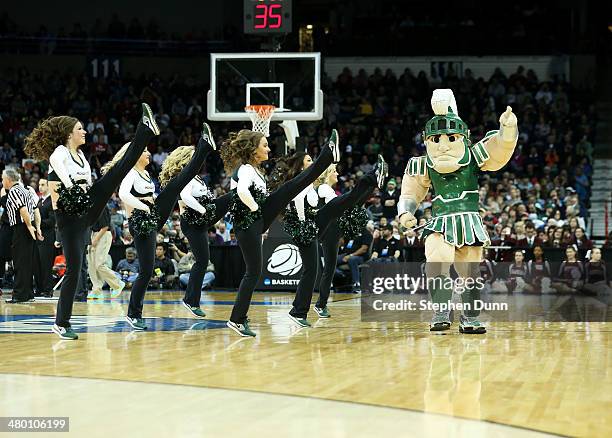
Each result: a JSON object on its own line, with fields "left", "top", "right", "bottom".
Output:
{"left": 0, "top": 290, "right": 610, "bottom": 437}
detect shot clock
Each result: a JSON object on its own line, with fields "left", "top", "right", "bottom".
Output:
{"left": 243, "top": 0, "right": 292, "bottom": 34}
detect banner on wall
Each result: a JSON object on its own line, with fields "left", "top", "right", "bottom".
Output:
{"left": 257, "top": 220, "right": 322, "bottom": 291}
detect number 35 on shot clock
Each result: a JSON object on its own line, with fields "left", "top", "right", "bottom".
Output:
{"left": 244, "top": 0, "right": 293, "bottom": 34}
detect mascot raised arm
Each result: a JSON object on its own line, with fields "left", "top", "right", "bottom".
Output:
{"left": 399, "top": 89, "right": 518, "bottom": 334}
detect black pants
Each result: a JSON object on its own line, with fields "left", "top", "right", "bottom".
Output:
{"left": 230, "top": 145, "right": 334, "bottom": 324}
{"left": 292, "top": 173, "right": 377, "bottom": 316}
{"left": 318, "top": 177, "right": 374, "bottom": 309}
{"left": 76, "top": 246, "right": 89, "bottom": 299}
{"left": 290, "top": 239, "right": 319, "bottom": 318}
{"left": 182, "top": 192, "right": 233, "bottom": 307}
{"left": 33, "top": 235, "right": 55, "bottom": 295}
{"left": 128, "top": 139, "right": 213, "bottom": 318}
{"left": 11, "top": 224, "right": 36, "bottom": 301}
{"left": 55, "top": 121, "right": 154, "bottom": 328}
{"left": 317, "top": 222, "right": 341, "bottom": 309}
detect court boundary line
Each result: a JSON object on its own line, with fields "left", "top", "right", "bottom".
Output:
{"left": 0, "top": 371, "right": 566, "bottom": 437}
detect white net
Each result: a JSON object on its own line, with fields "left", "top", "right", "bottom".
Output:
{"left": 245, "top": 105, "right": 276, "bottom": 137}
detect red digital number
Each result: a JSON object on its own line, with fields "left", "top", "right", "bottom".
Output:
{"left": 254, "top": 4, "right": 267, "bottom": 29}
{"left": 268, "top": 4, "right": 282, "bottom": 29}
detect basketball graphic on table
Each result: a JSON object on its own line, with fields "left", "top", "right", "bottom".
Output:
{"left": 267, "top": 244, "right": 302, "bottom": 276}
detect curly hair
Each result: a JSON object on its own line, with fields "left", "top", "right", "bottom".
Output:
{"left": 219, "top": 129, "right": 265, "bottom": 174}
{"left": 100, "top": 142, "right": 130, "bottom": 175}
{"left": 314, "top": 164, "right": 337, "bottom": 188}
{"left": 24, "top": 116, "right": 80, "bottom": 161}
{"left": 268, "top": 151, "right": 308, "bottom": 192}
{"left": 159, "top": 146, "right": 195, "bottom": 187}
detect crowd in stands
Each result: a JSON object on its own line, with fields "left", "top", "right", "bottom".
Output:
{"left": 0, "top": 60, "right": 605, "bottom": 293}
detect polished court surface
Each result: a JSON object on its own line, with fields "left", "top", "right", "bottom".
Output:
{"left": 0, "top": 290, "right": 610, "bottom": 437}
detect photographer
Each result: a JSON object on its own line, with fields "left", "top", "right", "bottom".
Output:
{"left": 115, "top": 247, "right": 140, "bottom": 287}
{"left": 150, "top": 243, "right": 176, "bottom": 289}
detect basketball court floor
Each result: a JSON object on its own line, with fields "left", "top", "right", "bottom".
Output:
{"left": 0, "top": 290, "right": 609, "bottom": 437}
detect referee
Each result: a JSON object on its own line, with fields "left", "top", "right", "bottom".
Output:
{"left": 3, "top": 168, "right": 39, "bottom": 303}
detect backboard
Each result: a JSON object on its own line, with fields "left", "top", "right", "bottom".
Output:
{"left": 207, "top": 52, "right": 323, "bottom": 122}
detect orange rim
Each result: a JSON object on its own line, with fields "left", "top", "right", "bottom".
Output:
{"left": 245, "top": 104, "right": 276, "bottom": 116}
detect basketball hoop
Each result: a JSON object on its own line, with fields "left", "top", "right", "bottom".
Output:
{"left": 245, "top": 105, "right": 276, "bottom": 137}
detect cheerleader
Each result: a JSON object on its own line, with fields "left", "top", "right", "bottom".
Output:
{"left": 220, "top": 129, "right": 340, "bottom": 337}
{"left": 583, "top": 247, "right": 611, "bottom": 295}
{"left": 314, "top": 165, "right": 382, "bottom": 317}
{"left": 552, "top": 245, "right": 584, "bottom": 293}
{"left": 506, "top": 250, "right": 533, "bottom": 293}
{"left": 24, "top": 103, "right": 160, "bottom": 340}
{"left": 115, "top": 123, "right": 214, "bottom": 330}
{"left": 270, "top": 153, "right": 387, "bottom": 325}
{"left": 526, "top": 245, "right": 553, "bottom": 293}
{"left": 172, "top": 138, "right": 234, "bottom": 317}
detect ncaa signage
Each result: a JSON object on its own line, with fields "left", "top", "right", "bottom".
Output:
{"left": 257, "top": 220, "right": 322, "bottom": 291}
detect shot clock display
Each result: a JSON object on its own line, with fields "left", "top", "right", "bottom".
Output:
{"left": 244, "top": 0, "right": 292, "bottom": 34}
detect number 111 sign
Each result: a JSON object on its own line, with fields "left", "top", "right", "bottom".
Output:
{"left": 244, "top": 0, "right": 292, "bottom": 34}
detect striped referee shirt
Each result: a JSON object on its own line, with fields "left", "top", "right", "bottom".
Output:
{"left": 6, "top": 183, "right": 37, "bottom": 227}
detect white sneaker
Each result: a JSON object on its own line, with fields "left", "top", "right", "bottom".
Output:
{"left": 201, "top": 122, "right": 216, "bottom": 150}
{"left": 110, "top": 281, "right": 126, "bottom": 298}
{"left": 328, "top": 129, "right": 341, "bottom": 163}
{"left": 51, "top": 324, "right": 78, "bottom": 340}
{"left": 141, "top": 103, "right": 160, "bottom": 135}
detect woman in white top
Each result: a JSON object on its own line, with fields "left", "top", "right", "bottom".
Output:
{"left": 112, "top": 123, "right": 215, "bottom": 330}
{"left": 270, "top": 153, "right": 387, "bottom": 325}
{"left": 219, "top": 128, "right": 340, "bottom": 337}
{"left": 24, "top": 103, "right": 160, "bottom": 340}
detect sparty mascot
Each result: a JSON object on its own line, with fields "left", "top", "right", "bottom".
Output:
{"left": 399, "top": 89, "right": 518, "bottom": 334}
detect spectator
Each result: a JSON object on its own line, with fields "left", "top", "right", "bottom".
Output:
{"left": 370, "top": 224, "right": 401, "bottom": 263}
{"left": 516, "top": 223, "right": 542, "bottom": 248}
{"left": 208, "top": 227, "right": 225, "bottom": 245}
{"left": 367, "top": 195, "right": 384, "bottom": 221}
{"left": 337, "top": 227, "right": 373, "bottom": 290}
{"left": 573, "top": 227, "right": 592, "bottom": 250}
{"left": 178, "top": 253, "right": 215, "bottom": 290}
{"left": 381, "top": 179, "right": 400, "bottom": 219}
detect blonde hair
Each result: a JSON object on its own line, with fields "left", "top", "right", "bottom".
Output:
{"left": 314, "top": 164, "right": 337, "bottom": 188}
{"left": 101, "top": 142, "right": 131, "bottom": 175}
{"left": 159, "top": 146, "right": 195, "bottom": 187}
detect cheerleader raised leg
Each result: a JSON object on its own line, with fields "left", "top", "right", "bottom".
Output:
{"left": 116, "top": 123, "right": 214, "bottom": 330}
{"left": 220, "top": 129, "right": 340, "bottom": 337}
{"left": 24, "top": 103, "right": 160, "bottom": 340}
{"left": 270, "top": 151, "right": 388, "bottom": 326}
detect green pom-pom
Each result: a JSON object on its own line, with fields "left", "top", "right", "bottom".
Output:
{"left": 56, "top": 183, "right": 92, "bottom": 217}
{"left": 181, "top": 194, "right": 217, "bottom": 227}
{"left": 128, "top": 205, "right": 161, "bottom": 236}
{"left": 229, "top": 185, "right": 268, "bottom": 231}
{"left": 282, "top": 204, "right": 319, "bottom": 247}
{"left": 338, "top": 206, "right": 368, "bottom": 240}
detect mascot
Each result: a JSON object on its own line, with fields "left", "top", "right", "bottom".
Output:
{"left": 399, "top": 89, "right": 518, "bottom": 334}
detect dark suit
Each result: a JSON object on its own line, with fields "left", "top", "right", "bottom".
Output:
{"left": 516, "top": 236, "right": 543, "bottom": 248}
{"left": 34, "top": 195, "right": 56, "bottom": 295}
{"left": 402, "top": 236, "right": 424, "bottom": 262}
